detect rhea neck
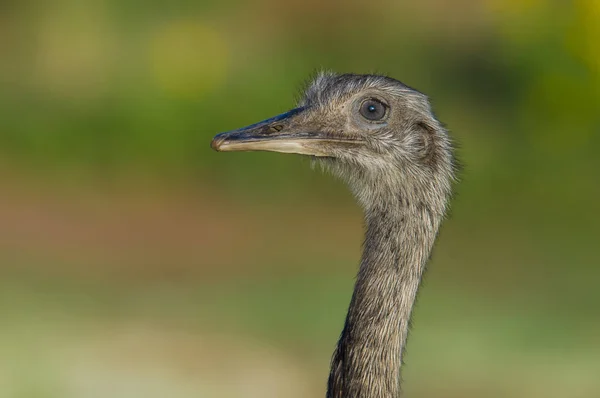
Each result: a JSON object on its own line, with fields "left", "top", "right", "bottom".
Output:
{"left": 326, "top": 175, "right": 446, "bottom": 398}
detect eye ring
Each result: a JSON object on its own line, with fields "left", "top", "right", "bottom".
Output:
{"left": 359, "top": 98, "right": 388, "bottom": 121}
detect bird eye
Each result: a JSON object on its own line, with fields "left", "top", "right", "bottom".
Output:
{"left": 359, "top": 99, "right": 387, "bottom": 121}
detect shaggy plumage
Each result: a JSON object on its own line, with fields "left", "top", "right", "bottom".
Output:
{"left": 212, "top": 72, "right": 457, "bottom": 397}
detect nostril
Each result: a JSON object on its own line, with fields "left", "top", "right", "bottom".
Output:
{"left": 269, "top": 124, "right": 284, "bottom": 133}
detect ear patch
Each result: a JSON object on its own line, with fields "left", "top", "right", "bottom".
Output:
{"left": 415, "top": 122, "right": 440, "bottom": 169}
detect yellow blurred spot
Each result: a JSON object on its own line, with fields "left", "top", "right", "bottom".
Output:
{"left": 149, "top": 20, "right": 229, "bottom": 98}
{"left": 566, "top": 0, "right": 600, "bottom": 76}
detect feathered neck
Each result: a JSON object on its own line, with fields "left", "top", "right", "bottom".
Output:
{"left": 326, "top": 182, "right": 447, "bottom": 398}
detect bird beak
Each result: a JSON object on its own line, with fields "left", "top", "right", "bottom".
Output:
{"left": 211, "top": 107, "right": 361, "bottom": 157}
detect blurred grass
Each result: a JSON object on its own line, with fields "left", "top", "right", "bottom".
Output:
{"left": 0, "top": 0, "right": 599, "bottom": 397}
{"left": 2, "top": 261, "right": 600, "bottom": 397}
{"left": 1, "top": 174, "right": 599, "bottom": 397}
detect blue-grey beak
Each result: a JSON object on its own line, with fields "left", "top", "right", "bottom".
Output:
{"left": 211, "top": 107, "right": 361, "bottom": 157}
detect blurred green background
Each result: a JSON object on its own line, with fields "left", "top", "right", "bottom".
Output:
{"left": 0, "top": 0, "right": 599, "bottom": 397}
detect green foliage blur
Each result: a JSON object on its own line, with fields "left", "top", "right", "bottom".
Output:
{"left": 0, "top": 1, "right": 599, "bottom": 397}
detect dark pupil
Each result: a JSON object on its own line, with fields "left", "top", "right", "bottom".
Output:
{"left": 360, "top": 99, "right": 385, "bottom": 120}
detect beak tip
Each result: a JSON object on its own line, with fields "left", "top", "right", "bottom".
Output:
{"left": 211, "top": 136, "right": 224, "bottom": 152}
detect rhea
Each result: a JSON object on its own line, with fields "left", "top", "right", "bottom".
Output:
{"left": 211, "top": 72, "right": 455, "bottom": 397}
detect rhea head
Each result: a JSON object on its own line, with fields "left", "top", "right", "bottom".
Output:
{"left": 211, "top": 72, "right": 455, "bottom": 211}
